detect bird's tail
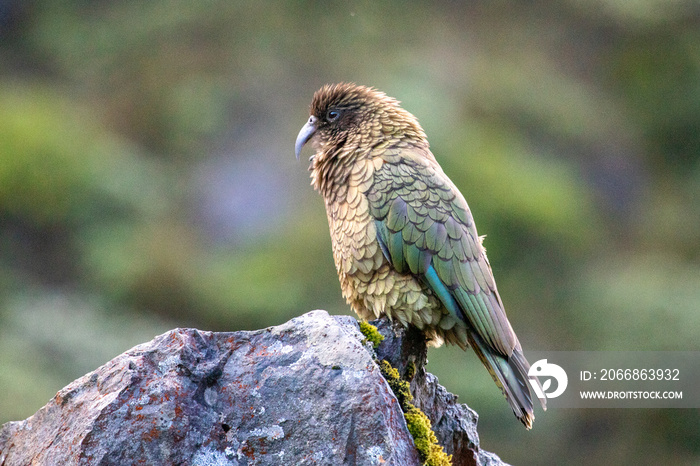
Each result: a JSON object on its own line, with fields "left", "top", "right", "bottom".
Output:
{"left": 468, "top": 331, "right": 546, "bottom": 429}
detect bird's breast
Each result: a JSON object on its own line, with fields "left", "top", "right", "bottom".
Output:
{"left": 320, "top": 156, "right": 439, "bottom": 328}
{"left": 325, "top": 167, "right": 384, "bottom": 279}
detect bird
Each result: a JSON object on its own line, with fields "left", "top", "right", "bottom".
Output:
{"left": 295, "top": 83, "right": 545, "bottom": 428}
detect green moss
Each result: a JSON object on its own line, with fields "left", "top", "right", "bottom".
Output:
{"left": 405, "top": 407, "right": 452, "bottom": 466}
{"left": 359, "top": 321, "right": 384, "bottom": 349}
{"left": 379, "top": 360, "right": 452, "bottom": 466}
{"left": 379, "top": 360, "right": 413, "bottom": 407}
{"left": 405, "top": 360, "right": 416, "bottom": 381}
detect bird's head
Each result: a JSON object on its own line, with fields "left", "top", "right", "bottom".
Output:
{"left": 295, "top": 83, "right": 426, "bottom": 162}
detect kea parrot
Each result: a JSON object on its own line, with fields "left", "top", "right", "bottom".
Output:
{"left": 295, "top": 83, "right": 545, "bottom": 428}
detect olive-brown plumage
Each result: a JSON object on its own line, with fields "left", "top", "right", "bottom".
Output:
{"left": 296, "top": 83, "right": 545, "bottom": 428}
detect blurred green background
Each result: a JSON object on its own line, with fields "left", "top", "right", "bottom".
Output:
{"left": 1, "top": 1, "right": 699, "bottom": 464}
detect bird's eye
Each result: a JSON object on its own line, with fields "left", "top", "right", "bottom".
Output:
{"left": 326, "top": 110, "right": 340, "bottom": 122}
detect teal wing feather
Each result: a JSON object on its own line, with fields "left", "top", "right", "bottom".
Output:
{"left": 368, "top": 146, "right": 517, "bottom": 357}
{"left": 369, "top": 146, "right": 544, "bottom": 427}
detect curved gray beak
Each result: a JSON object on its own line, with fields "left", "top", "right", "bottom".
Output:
{"left": 295, "top": 116, "right": 317, "bottom": 160}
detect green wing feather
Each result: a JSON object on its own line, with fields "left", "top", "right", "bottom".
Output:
{"left": 368, "top": 146, "right": 543, "bottom": 427}
{"left": 368, "top": 147, "right": 517, "bottom": 357}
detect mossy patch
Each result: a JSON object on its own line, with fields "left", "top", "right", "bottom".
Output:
{"left": 405, "top": 360, "right": 416, "bottom": 381}
{"left": 379, "top": 360, "right": 414, "bottom": 407}
{"left": 359, "top": 321, "right": 384, "bottom": 349}
{"left": 405, "top": 407, "right": 451, "bottom": 466}
{"left": 379, "top": 360, "right": 452, "bottom": 466}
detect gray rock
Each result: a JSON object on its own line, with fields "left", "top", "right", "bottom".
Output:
{"left": 0, "top": 310, "right": 506, "bottom": 466}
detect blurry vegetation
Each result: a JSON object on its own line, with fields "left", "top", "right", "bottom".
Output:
{"left": 1, "top": 1, "right": 699, "bottom": 464}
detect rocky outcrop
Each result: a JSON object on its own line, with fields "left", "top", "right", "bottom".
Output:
{"left": 0, "top": 310, "right": 506, "bottom": 465}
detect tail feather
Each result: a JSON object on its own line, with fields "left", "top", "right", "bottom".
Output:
{"left": 468, "top": 331, "right": 546, "bottom": 429}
